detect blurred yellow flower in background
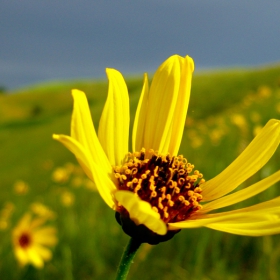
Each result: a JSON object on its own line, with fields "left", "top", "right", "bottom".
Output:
{"left": 12, "top": 213, "right": 57, "bottom": 268}
{"left": 0, "top": 202, "right": 15, "bottom": 230}
{"left": 30, "top": 203, "right": 56, "bottom": 220}
{"left": 51, "top": 167, "right": 70, "bottom": 183}
{"left": 13, "top": 180, "right": 29, "bottom": 195}
{"left": 60, "top": 190, "right": 75, "bottom": 207}
{"left": 53, "top": 54, "right": 280, "bottom": 244}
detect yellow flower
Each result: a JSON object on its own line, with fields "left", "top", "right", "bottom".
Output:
{"left": 51, "top": 167, "right": 70, "bottom": 183}
{"left": 53, "top": 55, "right": 280, "bottom": 244}
{"left": 13, "top": 180, "right": 29, "bottom": 195}
{"left": 0, "top": 202, "right": 14, "bottom": 230}
{"left": 60, "top": 190, "right": 75, "bottom": 207}
{"left": 30, "top": 203, "right": 56, "bottom": 220}
{"left": 12, "top": 213, "right": 58, "bottom": 268}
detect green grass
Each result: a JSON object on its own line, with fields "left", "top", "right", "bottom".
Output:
{"left": 0, "top": 64, "right": 280, "bottom": 279}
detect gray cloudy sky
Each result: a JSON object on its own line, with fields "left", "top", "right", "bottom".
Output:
{"left": 1, "top": 0, "right": 280, "bottom": 90}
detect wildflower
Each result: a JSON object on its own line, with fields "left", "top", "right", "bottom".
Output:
{"left": 13, "top": 180, "right": 29, "bottom": 195}
{"left": 51, "top": 167, "right": 70, "bottom": 183}
{"left": 12, "top": 213, "right": 57, "bottom": 268}
{"left": 60, "top": 190, "right": 75, "bottom": 207}
{"left": 0, "top": 202, "right": 14, "bottom": 230}
{"left": 30, "top": 203, "right": 56, "bottom": 220}
{"left": 53, "top": 55, "right": 280, "bottom": 244}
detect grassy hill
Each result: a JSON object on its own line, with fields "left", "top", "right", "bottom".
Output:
{"left": 0, "top": 64, "right": 280, "bottom": 279}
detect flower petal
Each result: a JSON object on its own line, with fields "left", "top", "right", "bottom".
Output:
{"left": 34, "top": 235, "right": 58, "bottom": 246}
{"left": 202, "top": 119, "right": 280, "bottom": 201}
{"left": 168, "top": 211, "right": 275, "bottom": 230}
{"left": 221, "top": 196, "right": 280, "bottom": 214}
{"left": 33, "top": 244, "right": 53, "bottom": 261}
{"left": 13, "top": 213, "right": 31, "bottom": 231}
{"left": 53, "top": 134, "right": 94, "bottom": 181}
{"left": 201, "top": 170, "right": 280, "bottom": 212}
{"left": 170, "top": 195, "right": 280, "bottom": 232}
{"left": 53, "top": 134, "right": 116, "bottom": 208}
{"left": 26, "top": 247, "right": 44, "bottom": 268}
{"left": 30, "top": 217, "right": 48, "bottom": 230}
{"left": 33, "top": 228, "right": 58, "bottom": 246}
{"left": 114, "top": 190, "right": 167, "bottom": 235}
{"left": 33, "top": 227, "right": 57, "bottom": 236}
{"left": 98, "top": 69, "right": 129, "bottom": 166}
{"left": 91, "top": 162, "right": 118, "bottom": 208}
{"left": 162, "top": 55, "right": 194, "bottom": 155}
{"left": 207, "top": 220, "right": 280, "bottom": 236}
{"left": 14, "top": 247, "right": 29, "bottom": 266}
{"left": 143, "top": 55, "right": 194, "bottom": 155}
{"left": 70, "top": 89, "right": 111, "bottom": 173}
{"left": 132, "top": 73, "right": 149, "bottom": 152}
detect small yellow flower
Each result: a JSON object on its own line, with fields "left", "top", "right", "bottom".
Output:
{"left": 13, "top": 180, "right": 29, "bottom": 195}
{"left": 30, "top": 203, "right": 56, "bottom": 220}
{"left": 60, "top": 191, "right": 75, "bottom": 207}
{"left": 0, "top": 202, "right": 15, "bottom": 230}
{"left": 12, "top": 213, "right": 58, "bottom": 268}
{"left": 51, "top": 167, "right": 70, "bottom": 183}
{"left": 53, "top": 55, "right": 280, "bottom": 244}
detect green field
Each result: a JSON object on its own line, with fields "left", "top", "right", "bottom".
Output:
{"left": 0, "top": 64, "right": 280, "bottom": 279}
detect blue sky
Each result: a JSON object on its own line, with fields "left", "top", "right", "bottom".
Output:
{"left": 2, "top": 0, "right": 280, "bottom": 90}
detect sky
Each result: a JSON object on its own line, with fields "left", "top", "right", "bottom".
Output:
{"left": 1, "top": 0, "right": 280, "bottom": 90}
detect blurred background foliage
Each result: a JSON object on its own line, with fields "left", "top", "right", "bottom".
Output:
{"left": 0, "top": 64, "right": 280, "bottom": 279}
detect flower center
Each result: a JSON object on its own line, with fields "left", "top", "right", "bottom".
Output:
{"left": 19, "top": 232, "right": 31, "bottom": 248}
{"left": 114, "top": 148, "right": 204, "bottom": 224}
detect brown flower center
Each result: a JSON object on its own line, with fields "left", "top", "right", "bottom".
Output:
{"left": 19, "top": 232, "right": 31, "bottom": 248}
{"left": 114, "top": 148, "right": 204, "bottom": 224}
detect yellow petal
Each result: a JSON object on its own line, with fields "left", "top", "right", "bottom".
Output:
{"left": 14, "top": 247, "right": 29, "bottom": 266}
{"left": 201, "top": 169, "right": 280, "bottom": 212}
{"left": 162, "top": 55, "right": 194, "bottom": 155}
{"left": 170, "top": 195, "right": 280, "bottom": 231}
{"left": 222, "top": 196, "right": 280, "bottom": 214}
{"left": 33, "top": 227, "right": 57, "bottom": 236}
{"left": 132, "top": 73, "right": 149, "bottom": 152}
{"left": 34, "top": 235, "right": 58, "bottom": 246}
{"left": 33, "top": 245, "right": 53, "bottom": 261}
{"left": 143, "top": 55, "right": 194, "bottom": 155}
{"left": 53, "top": 134, "right": 116, "bottom": 208}
{"left": 207, "top": 220, "right": 280, "bottom": 236}
{"left": 30, "top": 217, "right": 47, "bottom": 230}
{"left": 202, "top": 119, "right": 280, "bottom": 201}
{"left": 26, "top": 247, "right": 44, "bottom": 268}
{"left": 15, "top": 213, "right": 31, "bottom": 230}
{"left": 114, "top": 190, "right": 167, "bottom": 235}
{"left": 98, "top": 69, "right": 129, "bottom": 166}
{"left": 91, "top": 162, "right": 118, "bottom": 208}
{"left": 53, "top": 134, "right": 94, "bottom": 181}
{"left": 70, "top": 89, "right": 111, "bottom": 173}
{"left": 33, "top": 228, "right": 58, "bottom": 246}
{"left": 168, "top": 211, "right": 273, "bottom": 229}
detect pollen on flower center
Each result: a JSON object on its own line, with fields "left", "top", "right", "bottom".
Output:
{"left": 114, "top": 148, "right": 205, "bottom": 224}
{"left": 19, "top": 232, "right": 31, "bottom": 248}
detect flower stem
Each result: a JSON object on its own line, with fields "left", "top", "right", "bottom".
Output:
{"left": 115, "top": 238, "right": 142, "bottom": 280}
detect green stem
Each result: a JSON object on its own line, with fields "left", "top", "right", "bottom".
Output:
{"left": 115, "top": 238, "right": 142, "bottom": 280}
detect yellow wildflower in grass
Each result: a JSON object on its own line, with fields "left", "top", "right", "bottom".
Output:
{"left": 13, "top": 180, "right": 29, "bottom": 195}
{"left": 30, "top": 203, "right": 56, "bottom": 220}
{"left": 71, "top": 175, "right": 84, "bottom": 188}
{"left": 12, "top": 213, "right": 57, "bottom": 268}
{"left": 53, "top": 55, "right": 280, "bottom": 244}
{"left": 60, "top": 190, "right": 75, "bottom": 207}
{"left": 51, "top": 167, "right": 70, "bottom": 183}
{"left": 0, "top": 202, "right": 15, "bottom": 230}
